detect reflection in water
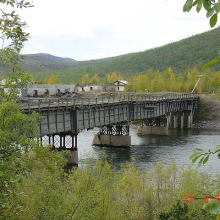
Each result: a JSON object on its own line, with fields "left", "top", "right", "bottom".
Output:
{"left": 77, "top": 126, "right": 220, "bottom": 175}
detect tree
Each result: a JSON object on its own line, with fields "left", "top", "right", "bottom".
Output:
{"left": 91, "top": 74, "right": 99, "bottom": 85}
{"left": 0, "top": 1, "right": 41, "bottom": 216}
{"left": 107, "top": 72, "right": 123, "bottom": 83}
{"left": 81, "top": 74, "right": 90, "bottom": 85}
{"left": 47, "top": 74, "right": 58, "bottom": 84}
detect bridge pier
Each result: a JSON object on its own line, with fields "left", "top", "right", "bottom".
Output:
{"left": 137, "top": 117, "right": 169, "bottom": 135}
{"left": 167, "top": 111, "right": 192, "bottom": 129}
{"left": 41, "top": 131, "right": 78, "bottom": 165}
{"left": 138, "top": 110, "right": 194, "bottom": 136}
{"left": 93, "top": 124, "right": 131, "bottom": 147}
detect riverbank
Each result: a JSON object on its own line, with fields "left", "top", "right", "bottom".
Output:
{"left": 193, "top": 95, "right": 220, "bottom": 129}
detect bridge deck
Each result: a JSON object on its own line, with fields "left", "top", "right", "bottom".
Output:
{"left": 18, "top": 93, "right": 199, "bottom": 135}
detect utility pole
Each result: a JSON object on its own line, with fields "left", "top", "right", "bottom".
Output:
{"left": 191, "top": 75, "right": 203, "bottom": 95}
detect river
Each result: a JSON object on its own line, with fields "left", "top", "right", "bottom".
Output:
{"left": 77, "top": 126, "right": 220, "bottom": 175}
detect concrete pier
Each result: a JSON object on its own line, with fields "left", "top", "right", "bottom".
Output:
{"left": 93, "top": 133, "right": 131, "bottom": 147}
{"left": 137, "top": 126, "right": 169, "bottom": 135}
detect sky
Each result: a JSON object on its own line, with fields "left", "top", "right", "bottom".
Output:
{"left": 3, "top": 0, "right": 215, "bottom": 61}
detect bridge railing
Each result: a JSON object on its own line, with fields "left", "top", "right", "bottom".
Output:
{"left": 18, "top": 93, "right": 199, "bottom": 112}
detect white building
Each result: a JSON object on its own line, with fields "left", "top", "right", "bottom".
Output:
{"left": 24, "top": 83, "right": 75, "bottom": 97}
{"left": 105, "top": 80, "right": 128, "bottom": 92}
{"left": 78, "top": 85, "right": 104, "bottom": 92}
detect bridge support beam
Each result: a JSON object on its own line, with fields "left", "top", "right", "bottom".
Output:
{"left": 41, "top": 131, "right": 78, "bottom": 165}
{"left": 93, "top": 124, "right": 131, "bottom": 147}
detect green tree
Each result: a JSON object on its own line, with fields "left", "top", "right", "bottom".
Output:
{"left": 0, "top": 1, "right": 40, "bottom": 216}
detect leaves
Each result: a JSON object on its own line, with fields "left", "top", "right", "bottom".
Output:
{"left": 203, "top": 0, "right": 212, "bottom": 11}
{"left": 206, "top": 7, "right": 215, "bottom": 18}
{"left": 184, "top": 0, "right": 219, "bottom": 28}
{"left": 203, "top": 154, "right": 209, "bottom": 165}
{"left": 210, "top": 203, "right": 220, "bottom": 213}
{"left": 202, "top": 59, "right": 220, "bottom": 70}
{"left": 196, "top": 0, "right": 203, "bottom": 12}
{"left": 210, "top": 13, "right": 218, "bottom": 27}
{"left": 183, "top": 0, "right": 193, "bottom": 12}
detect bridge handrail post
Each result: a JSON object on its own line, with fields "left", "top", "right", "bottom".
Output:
{"left": 58, "top": 98, "right": 60, "bottom": 110}
{"left": 49, "top": 99, "right": 51, "bottom": 111}
{"left": 38, "top": 99, "right": 40, "bottom": 112}
{"left": 65, "top": 98, "right": 68, "bottom": 109}
{"left": 28, "top": 100, "right": 30, "bottom": 114}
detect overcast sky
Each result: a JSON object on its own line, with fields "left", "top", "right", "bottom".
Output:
{"left": 9, "top": 0, "right": 215, "bottom": 61}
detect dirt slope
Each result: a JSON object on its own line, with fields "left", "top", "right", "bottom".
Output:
{"left": 194, "top": 95, "right": 220, "bottom": 129}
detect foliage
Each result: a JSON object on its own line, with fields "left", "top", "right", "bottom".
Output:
{"left": 91, "top": 73, "right": 99, "bottom": 85}
{"left": 159, "top": 201, "right": 189, "bottom": 220}
{"left": 0, "top": 0, "right": 40, "bottom": 215}
{"left": 46, "top": 74, "right": 58, "bottom": 84}
{"left": 81, "top": 73, "right": 90, "bottom": 85}
{"left": 0, "top": 157, "right": 217, "bottom": 219}
{"left": 106, "top": 72, "right": 123, "bottom": 84}
{"left": 183, "top": 0, "right": 220, "bottom": 28}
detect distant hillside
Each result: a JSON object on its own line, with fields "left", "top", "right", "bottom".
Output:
{"left": 20, "top": 54, "right": 121, "bottom": 74}
{"left": 37, "top": 53, "right": 77, "bottom": 63}
{"left": 1, "top": 27, "right": 220, "bottom": 81}
{"left": 31, "top": 27, "right": 220, "bottom": 84}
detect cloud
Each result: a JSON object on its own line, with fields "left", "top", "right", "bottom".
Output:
{"left": 15, "top": 0, "right": 214, "bottom": 60}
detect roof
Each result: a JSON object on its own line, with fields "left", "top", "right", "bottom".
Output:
{"left": 113, "top": 80, "right": 128, "bottom": 85}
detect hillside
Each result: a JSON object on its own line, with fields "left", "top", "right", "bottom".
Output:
{"left": 1, "top": 27, "right": 220, "bottom": 81}
{"left": 37, "top": 53, "right": 76, "bottom": 63}
{"left": 31, "top": 27, "right": 220, "bottom": 83}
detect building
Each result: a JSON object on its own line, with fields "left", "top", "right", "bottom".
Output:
{"left": 23, "top": 83, "right": 75, "bottom": 97}
{"left": 77, "top": 84, "right": 104, "bottom": 92}
{"left": 105, "top": 80, "right": 128, "bottom": 92}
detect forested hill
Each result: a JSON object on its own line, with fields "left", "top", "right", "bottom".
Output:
{"left": 32, "top": 27, "right": 220, "bottom": 83}
{"left": 1, "top": 27, "right": 220, "bottom": 81}
{"left": 64, "top": 27, "right": 219, "bottom": 75}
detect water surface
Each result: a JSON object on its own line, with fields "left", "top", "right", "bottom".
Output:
{"left": 77, "top": 126, "right": 220, "bottom": 175}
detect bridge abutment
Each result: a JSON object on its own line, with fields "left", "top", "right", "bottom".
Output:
{"left": 41, "top": 131, "right": 78, "bottom": 165}
{"left": 93, "top": 124, "right": 131, "bottom": 147}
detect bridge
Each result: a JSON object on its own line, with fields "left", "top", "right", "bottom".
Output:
{"left": 19, "top": 93, "right": 199, "bottom": 164}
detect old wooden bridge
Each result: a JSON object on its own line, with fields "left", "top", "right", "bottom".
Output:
{"left": 19, "top": 93, "right": 199, "bottom": 164}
